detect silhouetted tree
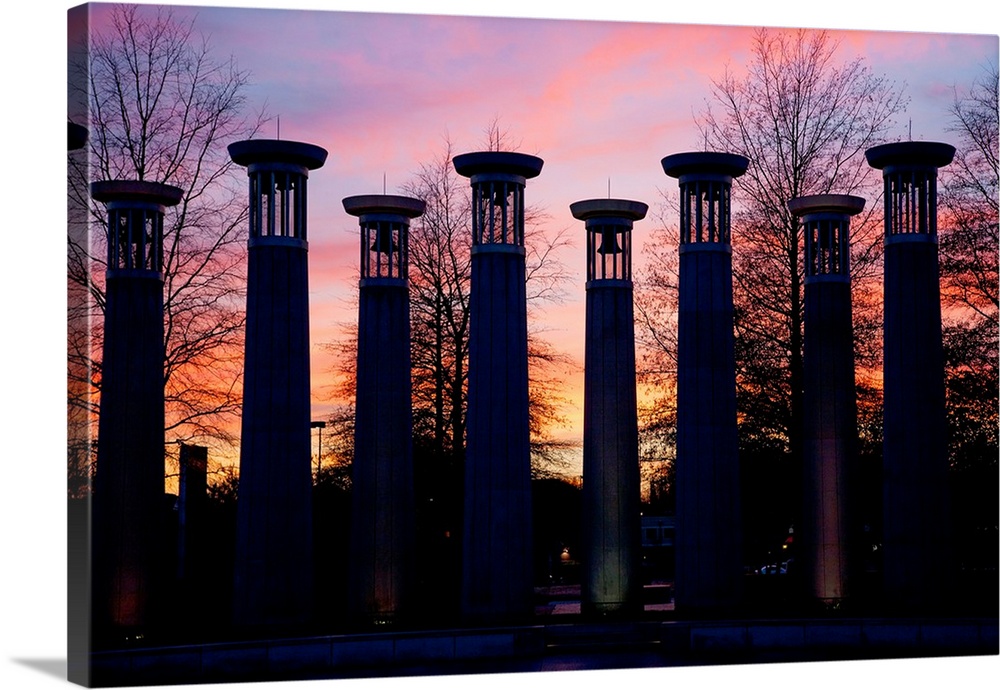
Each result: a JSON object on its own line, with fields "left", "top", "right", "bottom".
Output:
{"left": 402, "top": 139, "right": 472, "bottom": 487}
{"left": 323, "top": 124, "right": 575, "bottom": 608}
{"left": 699, "top": 27, "right": 904, "bottom": 463}
{"left": 399, "top": 124, "right": 576, "bottom": 481}
{"left": 67, "top": 4, "right": 266, "bottom": 492}
{"left": 532, "top": 477, "right": 582, "bottom": 585}
{"left": 939, "top": 61, "right": 998, "bottom": 473}
{"left": 636, "top": 28, "right": 906, "bottom": 558}
{"left": 633, "top": 202, "right": 679, "bottom": 513}
{"left": 939, "top": 63, "right": 999, "bottom": 583}
{"left": 940, "top": 61, "right": 999, "bottom": 320}
{"left": 206, "top": 465, "right": 240, "bottom": 511}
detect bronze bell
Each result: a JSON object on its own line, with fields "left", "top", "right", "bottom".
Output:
{"left": 596, "top": 227, "right": 622, "bottom": 255}
{"left": 370, "top": 224, "right": 398, "bottom": 254}
{"left": 116, "top": 213, "right": 132, "bottom": 245}
{"left": 492, "top": 186, "right": 511, "bottom": 208}
{"left": 272, "top": 172, "right": 294, "bottom": 192}
{"left": 118, "top": 210, "right": 153, "bottom": 245}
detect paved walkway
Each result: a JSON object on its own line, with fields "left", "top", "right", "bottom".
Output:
{"left": 88, "top": 614, "right": 999, "bottom": 687}
{"left": 84, "top": 584, "right": 997, "bottom": 687}
{"left": 534, "top": 582, "right": 674, "bottom": 616}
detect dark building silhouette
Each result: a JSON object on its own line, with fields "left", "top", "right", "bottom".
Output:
{"left": 343, "top": 193, "right": 425, "bottom": 623}
{"left": 790, "top": 193, "right": 865, "bottom": 605}
{"left": 454, "top": 151, "right": 543, "bottom": 622}
{"left": 571, "top": 198, "right": 647, "bottom": 615}
{"left": 175, "top": 444, "right": 209, "bottom": 622}
{"left": 176, "top": 444, "right": 208, "bottom": 582}
{"left": 91, "top": 179, "right": 183, "bottom": 634}
{"left": 661, "top": 151, "right": 748, "bottom": 612}
{"left": 229, "top": 139, "right": 328, "bottom": 627}
{"left": 866, "top": 141, "right": 955, "bottom": 612}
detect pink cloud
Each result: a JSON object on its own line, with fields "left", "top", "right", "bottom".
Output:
{"left": 73, "top": 4, "right": 997, "bottom": 453}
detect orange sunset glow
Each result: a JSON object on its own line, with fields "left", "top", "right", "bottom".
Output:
{"left": 66, "top": 1, "right": 998, "bottom": 484}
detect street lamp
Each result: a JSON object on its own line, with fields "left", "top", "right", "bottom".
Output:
{"left": 310, "top": 421, "right": 326, "bottom": 478}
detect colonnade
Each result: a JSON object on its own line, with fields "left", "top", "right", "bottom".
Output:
{"left": 89, "top": 138, "right": 953, "bottom": 633}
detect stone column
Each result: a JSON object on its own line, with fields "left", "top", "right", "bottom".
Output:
{"left": 789, "top": 194, "right": 865, "bottom": 606}
{"left": 661, "top": 151, "right": 748, "bottom": 612}
{"left": 343, "top": 194, "right": 425, "bottom": 624}
{"left": 454, "top": 151, "right": 543, "bottom": 623}
{"left": 866, "top": 141, "right": 955, "bottom": 612}
{"left": 229, "top": 139, "right": 327, "bottom": 628}
{"left": 91, "top": 180, "right": 183, "bottom": 635}
{"left": 572, "top": 198, "right": 647, "bottom": 616}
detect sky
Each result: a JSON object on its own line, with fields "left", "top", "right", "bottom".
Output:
{"left": 71, "top": 0, "right": 997, "bottom": 477}
{"left": 2, "top": 2, "right": 999, "bottom": 690}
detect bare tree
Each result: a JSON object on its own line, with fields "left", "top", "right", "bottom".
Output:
{"left": 317, "top": 322, "right": 359, "bottom": 477}
{"left": 68, "top": 4, "right": 266, "bottom": 490}
{"left": 403, "top": 139, "right": 473, "bottom": 472}
{"left": 319, "top": 128, "right": 576, "bottom": 608}
{"left": 939, "top": 62, "right": 999, "bottom": 478}
{"left": 524, "top": 332, "right": 578, "bottom": 479}
{"left": 322, "top": 125, "right": 576, "bottom": 486}
{"left": 632, "top": 201, "right": 681, "bottom": 506}
{"left": 480, "top": 120, "right": 578, "bottom": 475}
{"left": 940, "top": 61, "right": 999, "bottom": 319}
{"left": 634, "top": 29, "right": 906, "bottom": 548}
{"left": 696, "top": 28, "right": 906, "bottom": 465}
{"left": 937, "top": 64, "right": 999, "bottom": 579}
{"left": 400, "top": 127, "right": 576, "bottom": 480}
